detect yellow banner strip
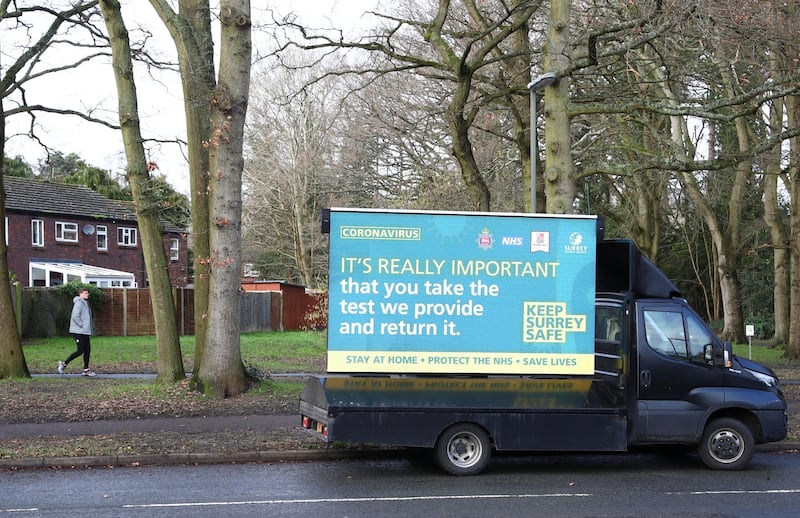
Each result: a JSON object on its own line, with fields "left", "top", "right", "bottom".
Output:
{"left": 327, "top": 351, "right": 595, "bottom": 375}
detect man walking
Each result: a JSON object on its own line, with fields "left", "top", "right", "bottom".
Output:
{"left": 58, "top": 287, "right": 95, "bottom": 376}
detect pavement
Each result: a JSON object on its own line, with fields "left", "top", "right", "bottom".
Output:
{"left": 0, "top": 373, "right": 387, "bottom": 470}
{"left": 1, "top": 375, "right": 798, "bottom": 470}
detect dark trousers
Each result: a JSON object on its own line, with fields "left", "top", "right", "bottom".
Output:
{"left": 66, "top": 334, "right": 91, "bottom": 370}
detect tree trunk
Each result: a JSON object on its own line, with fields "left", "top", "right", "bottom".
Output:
{"left": 763, "top": 94, "right": 789, "bottom": 346}
{"left": 100, "top": 0, "right": 184, "bottom": 383}
{"left": 788, "top": 94, "right": 800, "bottom": 359}
{"left": 195, "top": 0, "right": 251, "bottom": 397}
{"left": 0, "top": 141, "right": 30, "bottom": 378}
{"left": 543, "top": 0, "right": 574, "bottom": 214}
{"left": 148, "top": 0, "right": 214, "bottom": 377}
{"left": 716, "top": 238, "right": 745, "bottom": 343}
{"left": 620, "top": 111, "right": 664, "bottom": 261}
{"left": 508, "top": 0, "right": 532, "bottom": 213}
{"left": 447, "top": 103, "right": 491, "bottom": 211}
{"left": 713, "top": 69, "right": 751, "bottom": 344}
{"left": 680, "top": 165, "right": 747, "bottom": 344}
{"left": 423, "top": 1, "right": 490, "bottom": 211}
{"left": 661, "top": 55, "right": 749, "bottom": 343}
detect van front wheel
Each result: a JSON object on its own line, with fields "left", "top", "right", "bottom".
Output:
{"left": 435, "top": 423, "right": 491, "bottom": 476}
{"left": 698, "top": 418, "right": 754, "bottom": 470}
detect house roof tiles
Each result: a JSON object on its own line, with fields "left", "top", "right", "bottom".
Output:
{"left": 3, "top": 175, "right": 184, "bottom": 232}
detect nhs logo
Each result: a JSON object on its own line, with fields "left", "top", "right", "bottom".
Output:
{"left": 501, "top": 236, "right": 523, "bottom": 246}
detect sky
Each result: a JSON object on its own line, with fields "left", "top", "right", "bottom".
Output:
{"left": 4, "top": 0, "right": 380, "bottom": 195}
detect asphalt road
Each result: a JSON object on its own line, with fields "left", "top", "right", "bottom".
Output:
{"left": 2, "top": 450, "right": 798, "bottom": 517}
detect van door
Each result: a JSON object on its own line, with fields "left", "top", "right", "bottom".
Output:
{"left": 635, "top": 301, "right": 724, "bottom": 441}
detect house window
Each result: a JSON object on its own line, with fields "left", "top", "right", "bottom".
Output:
{"left": 31, "top": 219, "right": 44, "bottom": 247}
{"left": 55, "top": 222, "right": 78, "bottom": 243}
{"left": 97, "top": 225, "right": 108, "bottom": 251}
{"left": 117, "top": 227, "right": 138, "bottom": 247}
{"left": 170, "top": 238, "right": 180, "bottom": 261}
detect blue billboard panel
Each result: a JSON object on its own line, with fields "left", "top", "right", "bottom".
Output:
{"left": 327, "top": 209, "right": 597, "bottom": 375}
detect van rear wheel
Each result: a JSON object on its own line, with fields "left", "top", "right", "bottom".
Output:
{"left": 698, "top": 418, "right": 754, "bottom": 470}
{"left": 434, "top": 423, "right": 491, "bottom": 476}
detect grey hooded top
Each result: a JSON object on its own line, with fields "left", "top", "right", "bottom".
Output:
{"left": 69, "top": 295, "right": 93, "bottom": 335}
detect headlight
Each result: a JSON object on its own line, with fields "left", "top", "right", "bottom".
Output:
{"left": 746, "top": 368, "right": 778, "bottom": 387}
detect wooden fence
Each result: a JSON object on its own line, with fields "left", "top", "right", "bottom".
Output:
{"left": 13, "top": 285, "right": 325, "bottom": 338}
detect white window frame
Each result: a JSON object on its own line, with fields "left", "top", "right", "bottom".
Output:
{"left": 97, "top": 225, "right": 108, "bottom": 251}
{"left": 31, "top": 219, "right": 44, "bottom": 247}
{"left": 117, "top": 227, "right": 138, "bottom": 247}
{"left": 4, "top": 217, "right": 7, "bottom": 246}
{"left": 169, "top": 238, "right": 180, "bottom": 261}
{"left": 55, "top": 221, "right": 78, "bottom": 243}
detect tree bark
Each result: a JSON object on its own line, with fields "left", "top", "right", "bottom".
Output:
{"left": 0, "top": 137, "right": 30, "bottom": 378}
{"left": 543, "top": 0, "right": 574, "bottom": 214}
{"left": 788, "top": 94, "right": 800, "bottom": 359}
{"left": 148, "top": 0, "right": 214, "bottom": 377}
{"left": 196, "top": 0, "right": 251, "bottom": 397}
{"left": 713, "top": 67, "right": 750, "bottom": 344}
{"left": 508, "top": 0, "right": 533, "bottom": 213}
{"left": 99, "top": 0, "right": 184, "bottom": 383}
{"left": 763, "top": 93, "right": 789, "bottom": 346}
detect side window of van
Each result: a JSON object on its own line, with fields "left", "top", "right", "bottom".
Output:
{"left": 596, "top": 307, "right": 623, "bottom": 342}
{"left": 643, "top": 310, "right": 688, "bottom": 359}
{"left": 685, "top": 312, "right": 713, "bottom": 362}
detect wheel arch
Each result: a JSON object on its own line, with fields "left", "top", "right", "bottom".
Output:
{"left": 702, "top": 407, "right": 762, "bottom": 442}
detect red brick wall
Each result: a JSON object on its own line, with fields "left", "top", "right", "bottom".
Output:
{"left": 7, "top": 212, "right": 187, "bottom": 288}
{"left": 161, "top": 233, "right": 190, "bottom": 287}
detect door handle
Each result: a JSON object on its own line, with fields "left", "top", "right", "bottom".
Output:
{"left": 641, "top": 370, "right": 651, "bottom": 389}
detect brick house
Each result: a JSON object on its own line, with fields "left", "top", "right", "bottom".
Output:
{"left": 3, "top": 175, "right": 189, "bottom": 288}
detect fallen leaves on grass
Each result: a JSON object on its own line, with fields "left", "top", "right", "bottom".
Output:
{"left": 0, "top": 377, "right": 299, "bottom": 424}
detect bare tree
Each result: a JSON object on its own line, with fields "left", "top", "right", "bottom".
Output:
{"left": 542, "top": 1, "right": 800, "bottom": 345}
{"left": 763, "top": 86, "right": 789, "bottom": 347}
{"left": 1, "top": 0, "right": 102, "bottom": 378}
{"left": 276, "top": 0, "right": 540, "bottom": 211}
{"left": 243, "top": 60, "right": 339, "bottom": 288}
{"left": 0, "top": 106, "right": 28, "bottom": 378}
{"left": 758, "top": 2, "right": 800, "bottom": 349}
{"left": 147, "top": 0, "right": 213, "bottom": 382}
{"left": 789, "top": 93, "right": 800, "bottom": 359}
{"left": 99, "top": 0, "right": 184, "bottom": 383}
{"left": 196, "top": 0, "right": 251, "bottom": 397}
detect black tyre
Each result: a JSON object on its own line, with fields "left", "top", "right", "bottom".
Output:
{"left": 434, "top": 423, "right": 491, "bottom": 476}
{"left": 698, "top": 418, "right": 754, "bottom": 470}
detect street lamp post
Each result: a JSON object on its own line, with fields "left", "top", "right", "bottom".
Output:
{"left": 528, "top": 72, "right": 557, "bottom": 214}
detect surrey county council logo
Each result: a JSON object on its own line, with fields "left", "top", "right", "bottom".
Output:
{"left": 530, "top": 231, "right": 550, "bottom": 253}
{"left": 565, "top": 231, "right": 589, "bottom": 254}
{"left": 477, "top": 228, "right": 494, "bottom": 250}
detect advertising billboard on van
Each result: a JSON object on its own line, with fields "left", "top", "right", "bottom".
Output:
{"left": 326, "top": 208, "right": 597, "bottom": 375}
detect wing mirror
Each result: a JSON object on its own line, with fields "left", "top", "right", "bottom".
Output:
{"left": 707, "top": 341, "right": 733, "bottom": 367}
